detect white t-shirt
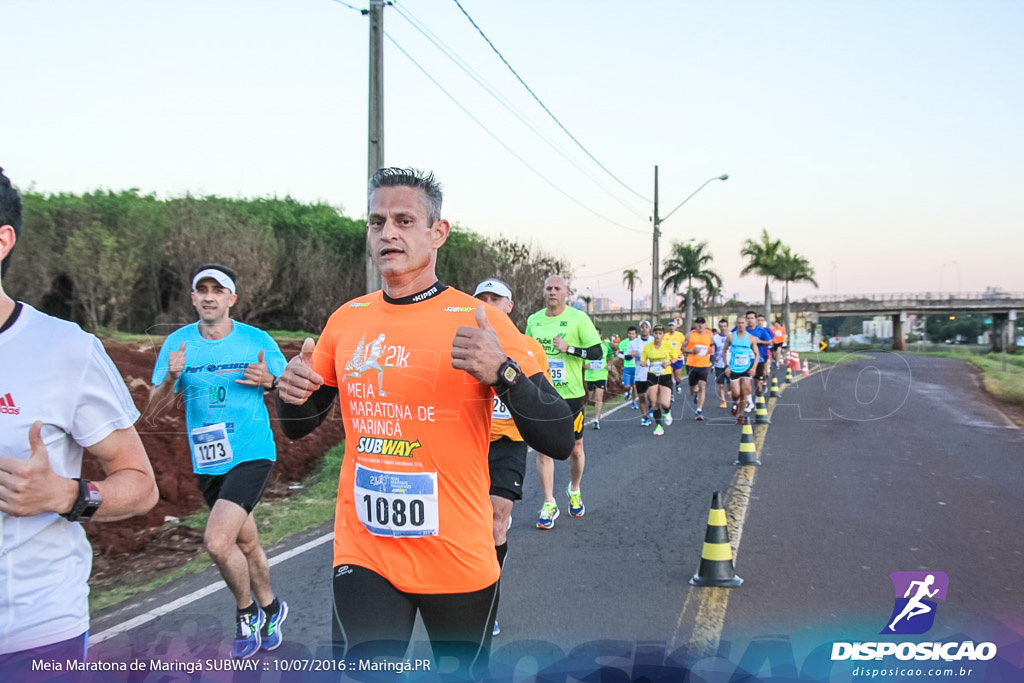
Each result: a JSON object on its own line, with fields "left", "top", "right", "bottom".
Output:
{"left": 0, "top": 304, "right": 140, "bottom": 654}
{"left": 627, "top": 336, "right": 651, "bottom": 382}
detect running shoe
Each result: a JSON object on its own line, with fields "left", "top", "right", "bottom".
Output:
{"left": 260, "top": 600, "right": 288, "bottom": 651}
{"left": 731, "top": 403, "right": 739, "bottom": 416}
{"left": 493, "top": 620, "right": 501, "bottom": 636}
{"left": 663, "top": 411, "right": 673, "bottom": 426}
{"left": 592, "top": 420, "right": 600, "bottom": 430}
{"left": 676, "top": 385, "right": 682, "bottom": 394}
{"left": 736, "top": 415, "right": 746, "bottom": 425}
{"left": 720, "top": 400, "right": 727, "bottom": 409}
{"left": 537, "top": 502, "right": 559, "bottom": 529}
{"left": 630, "top": 400, "right": 638, "bottom": 410}
{"left": 232, "top": 606, "right": 265, "bottom": 658}
{"left": 566, "top": 484, "right": 585, "bottom": 517}
{"left": 641, "top": 417, "right": 652, "bottom": 427}
{"left": 695, "top": 410, "right": 704, "bottom": 421}
{"left": 745, "top": 401, "right": 755, "bottom": 413}
{"left": 653, "top": 424, "right": 665, "bottom": 436}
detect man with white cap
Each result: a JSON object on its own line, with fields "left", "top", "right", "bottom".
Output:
{"left": 149, "top": 263, "right": 289, "bottom": 658}
{"left": 474, "top": 277, "right": 549, "bottom": 636}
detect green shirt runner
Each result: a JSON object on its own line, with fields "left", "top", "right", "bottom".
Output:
{"left": 526, "top": 306, "right": 602, "bottom": 399}
{"left": 584, "top": 340, "right": 614, "bottom": 382}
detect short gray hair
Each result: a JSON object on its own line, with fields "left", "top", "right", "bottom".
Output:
{"left": 368, "top": 167, "right": 443, "bottom": 225}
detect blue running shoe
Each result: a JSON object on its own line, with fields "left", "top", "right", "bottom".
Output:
{"left": 231, "top": 606, "right": 265, "bottom": 659}
{"left": 493, "top": 620, "right": 501, "bottom": 636}
{"left": 566, "top": 484, "right": 585, "bottom": 517}
{"left": 261, "top": 600, "right": 288, "bottom": 651}
{"left": 537, "top": 502, "right": 559, "bottom": 529}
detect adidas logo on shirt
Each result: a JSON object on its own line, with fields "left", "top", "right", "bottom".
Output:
{"left": 0, "top": 392, "right": 19, "bottom": 415}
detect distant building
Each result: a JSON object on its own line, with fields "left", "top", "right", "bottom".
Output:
{"left": 863, "top": 317, "right": 893, "bottom": 339}
{"left": 592, "top": 297, "right": 621, "bottom": 312}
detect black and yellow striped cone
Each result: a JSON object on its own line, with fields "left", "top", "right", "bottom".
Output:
{"left": 689, "top": 491, "right": 743, "bottom": 587}
{"left": 754, "top": 394, "right": 770, "bottom": 424}
{"left": 785, "top": 366, "right": 793, "bottom": 384}
{"left": 735, "top": 423, "right": 761, "bottom": 466}
{"left": 770, "top": 376, "right": 780, "bottom": 398}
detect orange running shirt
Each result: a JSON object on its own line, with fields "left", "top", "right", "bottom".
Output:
{"left": 685, "top": 330, "right": 714, "bottom": 368}
{"left": 490, "top": 335, "right": 549, "bottom": 442}
{"left": 312, "top": 287, "right": 541, "bottom": 594}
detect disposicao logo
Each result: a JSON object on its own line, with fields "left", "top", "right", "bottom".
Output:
{"left": 882, "top": 571, "right": 948, "bottom": 635}
{"left": 831, "top": 570, "right": 998, "bottom": 663}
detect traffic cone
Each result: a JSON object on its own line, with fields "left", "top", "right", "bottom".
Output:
{"left": 802, "top": 359, "right": 810, "bottom": 376}
{"left": 785, "top": 366, "right": 793, "bottom": 384}
{"left": 690, "top": 491, "right": 743, "bottom": 587}
{"left": 735, "top": 423, "right": 761, "bottom": 466}
{"left": 770, "top": 375, "right": 780, "bottom": 398}
{"left": 754, "top": 395, "right": 770, "bottom": 424}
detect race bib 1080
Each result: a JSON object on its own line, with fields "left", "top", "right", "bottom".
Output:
{"left": 354, "top": 465, "right": 439, "bottom": 538}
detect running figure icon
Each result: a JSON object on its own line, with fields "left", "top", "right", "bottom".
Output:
{"left": 888, "top": 574, "right": 939, "bottom": 631}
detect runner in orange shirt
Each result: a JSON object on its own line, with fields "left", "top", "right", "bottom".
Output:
{"left": 275, "top": 168, "right": 573, "bottom": 679}
{"left": 683, "top": 316, "right": 714, "bottom": 420}
{"left": 473, "top": 277, "right": 550, "bottom": 637}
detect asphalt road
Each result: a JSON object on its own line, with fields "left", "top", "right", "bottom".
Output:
{"left": 88, "top": 353, "right": 1023, "bottom": 681}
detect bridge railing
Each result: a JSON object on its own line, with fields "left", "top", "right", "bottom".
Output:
{"left": 801, "top": 292, "right": 1024, "bottom": 304}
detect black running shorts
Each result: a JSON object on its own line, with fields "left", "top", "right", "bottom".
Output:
{"left": 197, "top": 459, "right": 274, "bottom": 513}
{"left": 488, "top": 436, "right": 527, "bottom": 501}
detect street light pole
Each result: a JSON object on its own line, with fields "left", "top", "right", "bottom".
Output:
{"left": 366, "top": 0, "right": 384, "bottom": 294}
{"left": 650, "top": 168, "right": 729, "bottom": 324}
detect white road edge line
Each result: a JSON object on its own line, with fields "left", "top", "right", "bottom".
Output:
{"left": 89, "top": 531, "right": 333, "bottom": 646}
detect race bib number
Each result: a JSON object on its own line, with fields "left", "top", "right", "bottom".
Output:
{"left": 354, "top": 464, "right": 439, "bottom": 537}
{"left": 548, "top": 359, "right": 566, "bottom": 383}
{"left": 588, "top": 359, "right": 604, "bottom": 371}
{"left": 650, "top": 361, "right": 664, "bottom": 375}
{"left": 693, "top": 344, "right": 709, "bottom": 356}
{"left": 732, "top": 351, "right": 751, "bottom": 367}
{"left": 190, "top": 423, "right": 233, "bottom": 470}
{"left": 492, "top": 396, "right": 511, "bottom": 420}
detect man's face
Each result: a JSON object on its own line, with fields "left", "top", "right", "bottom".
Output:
{"left": 367, "top": 186, "right": 446, "bottom": 280}
{"left": 628, "top": 329, "right": 637, "bottom": 340}
{"left": 718, "top": 321, "right": 729, "bottom": 335}
{"left": 667, "top": 323, "right": 676, "bottom": 334}
{"left": 736, "top": 317, "right": 748, "bottom": 332}
{"left": 640, "top": 323, "right": 651, "bottom": 337}
{"left": 758, "top": 315, "right": 766, "bottom": 328}
{"left": 544, "top": 276, "right": 568, "bottom": 309}
{"left": 476, "top": 292, "right": 513, "bottom": 315}
{"left": 746, "top": 312, "right": 758, "bottom": 328}
{"left": 191, "top": 278, "right": 236, "bottom": 325}
{"left": 695, "top": 321, "right": 706, "bottom": 333}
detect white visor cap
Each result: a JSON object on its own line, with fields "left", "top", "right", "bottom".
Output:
{"left": 192, "top": 268, "right": 236, "bottom": 294}
{"left": 473, "top": 279, "right": 513, "bottom": 300}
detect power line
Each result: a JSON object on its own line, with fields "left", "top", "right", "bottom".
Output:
{"left": 383, "top": 31, "right": 648, "bottom": 235}
{"left": 450, "top": 0, "right": 652, "bottom": 204}
{"left": 331, "top": 0, "right": 365, "bottom": 12}
{"left": 390, "top": 1, "right": 647, "bottom": 220}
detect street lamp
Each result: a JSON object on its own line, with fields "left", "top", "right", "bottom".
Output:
{"left": 651, "top": 168, "right": 729, "bottom": 322}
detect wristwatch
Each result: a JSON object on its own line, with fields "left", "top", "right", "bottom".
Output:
{"left": 493, "top": 357, "right": 523, "bottom": 389}
{"left": 270, "top": 375, "right": 280, "bottom": 391}
{"left": 61, "top": 478, "right": 102, "bottom": 523}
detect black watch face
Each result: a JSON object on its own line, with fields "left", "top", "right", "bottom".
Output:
{"left": 502, "top": 365, "right": 518, "bottom": 383}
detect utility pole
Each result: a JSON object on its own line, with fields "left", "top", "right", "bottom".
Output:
{"left": 366, "top": 0, "right": 384, "bottom": 294}
{"left": 651, "top": 165, "right": 661, "bottom": 323}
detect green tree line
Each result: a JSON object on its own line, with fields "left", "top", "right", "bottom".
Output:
{"left": 6, "top": 190, "right": 569, "bottom": 334}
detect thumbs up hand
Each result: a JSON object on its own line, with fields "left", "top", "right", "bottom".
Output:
{"left": 168, "top": 341, "right": 187, "bottom": 379}
{"left": 278, "top": 338, "right": 324, "bottom": 405}
{"left": 237, "top": 349, "right": 272, "bottom": 388}
{"left": 0, "top": 421, "right": 73, "bottom": 517}
{"left": 451, "top": 306, "right": 507, "bottom": 385}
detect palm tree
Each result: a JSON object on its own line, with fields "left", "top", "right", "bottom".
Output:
{"left": 661, "top": 240, "right": 721, "bottom": 331}
{"left": 775, "top": 246, "right": 818, "bottom": 340}
{"left": 622, "top": 268, "right": 641, "bottom": 322}
{"left": 740, "top": 229, "right": 782, "bottom": 319}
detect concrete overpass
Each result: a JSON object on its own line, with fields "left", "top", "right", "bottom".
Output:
{"left": 589, "top": 292, "right": 1022, "bottom": 352}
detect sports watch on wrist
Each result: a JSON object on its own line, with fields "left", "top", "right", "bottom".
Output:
{"left": 270, "top": 375, "right": 280, "bottom": 391}
{"left": 61, "top": 478, "right": 102, "bottom": 523}
{"left": 493, "top": 357, "right": 523, "bottom": 389}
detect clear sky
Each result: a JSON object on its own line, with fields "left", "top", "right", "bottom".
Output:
{"left": 4, "top": 0, "right": 1022, "bottom": 307}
